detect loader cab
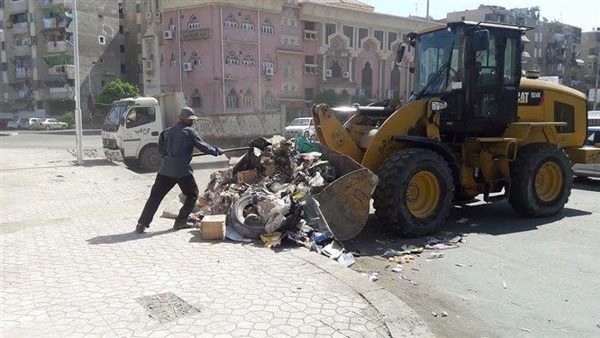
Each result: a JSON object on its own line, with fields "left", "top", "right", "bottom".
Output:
{"left": 409, "top": 22, "right": 528, "bottom": 138}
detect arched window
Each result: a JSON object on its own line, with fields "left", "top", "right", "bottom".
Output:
{"left": 242, "top": 53, "right": 255, "bottom": 66}
{"left": 224, "top": 14, "right": 238, "bottom": 28}
{"left": 191, "top": 88, "right": 202, "bottom": 107}
{"left": 169, "top": 53, "right": 177, "bottom": 66}
{"left": 261, "top": 18, "right": 274, "bottom": 35}
{"left": 226, "top": 88, "right": 239, "bottom": 108}
{"left": 226, "top": 51, "right": 239, "bottom": 65}
{"left": 188, "top": 15, "right": 200, "bottom": 30}
{"left": 242, "top": 16, "right": 255, "bottom": 30}
{"left": 263, "top": 90, "right": 276, "bottom": 109}
{"left": 189, "top": 51, "right": 202, "bottom": 66}
{"left": 244, "top": 89, "right": 254, "bottom": 108}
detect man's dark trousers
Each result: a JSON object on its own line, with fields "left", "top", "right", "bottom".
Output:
{"left": 138, "top": 173, "right": 199, "bottom": 226}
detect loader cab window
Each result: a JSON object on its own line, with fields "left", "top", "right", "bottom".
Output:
{"left": 126, "top": 107, "right": 156, "bottom": 128}
{"left": 474, "top": 34, "right": 497, "bottom": 87}
{"left": 414, "top": 26, "right": 465, "bottom": 97}
{"left": 102, "top": 103, "right": 131, "bottom": 132}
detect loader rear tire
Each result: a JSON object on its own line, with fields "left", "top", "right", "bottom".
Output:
{"left": 509, "top": 143, "right": 572, "bottom": 217}
{"left": 374, "top": 148, "right": 454, "bottom": 237}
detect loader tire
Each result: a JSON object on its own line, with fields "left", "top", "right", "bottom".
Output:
{"left": 374, "top": 148, "right": 454, "bottom": 237}
{"left": 509, "top": 143, "right": 572, "bottom": 217}
{"left": 139, "top": 146, "right": 161, "bottom": 172}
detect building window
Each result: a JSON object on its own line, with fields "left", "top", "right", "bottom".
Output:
{"left": 226, "top": 51, "right": 239, "bottom": 65}
{"left": 170, "top": 53, "right": 177, "bottom": 66}
{"left": 305, "top": 88, "right": 314, "bottom": 100}
{"left": 119, "top": 25, "right": 124, "bottom": 34}
{"left": 244, "top": 90, "right": 254, "bottom": 108}
{"left": 387, "top": 32, "right": 397, "bottom": 50}
{"left": 188, "top": 15, "right": 200, "bottom": 30}
{"left": 226, "top": 89, "right": 239, "bottom": 108}
{"left": 241, "top": 16, "right": 254, "bottom": 30}
{"left": 281, "top": 8, "right": 298, "bottom": 27}
{"left": 304, "top": 21, "right": 316, "bottom": 31}
{"left": 262, "top": 55, "right": 274, "bottom": 70}
{"left": 343, "top": 26, "right": 354, "bottom": 47}
{"left": 136, "top": 4, "right": 141, "bottom": 13}
{"left": 262, "top": 18, "right": 274, "bottom": 35}
{"left": 191, "top": 88, "right": 202, "bottom": 107}
{"left": 224, "top": 14, "right": 238, "bottom": 28}
{"left": 263, "top": 90, "right": 276, "bottom": 109}
{"left": 325, "top": 23, "right": 336, "bottom": 44}
{"left": 120, "top": 45, "right": 125, "bottom": 53}
{"left": 242, "top": 53, "right": 255, "bottom": 66}
{"left": 121, "top": 64, "right": 126, "bottom": 73}
{"left": 358, "top": 28, "right": 368, "bottom": 47}
{"left": 374, "top": 30, "right": 384, "bottom": 50}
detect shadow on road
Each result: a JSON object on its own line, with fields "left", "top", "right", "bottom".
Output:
{"left": 344, "top": 201, "right": 592, "bottom": 257}
{"left": 87, "top": 229, "right": 173, "bottom": 245}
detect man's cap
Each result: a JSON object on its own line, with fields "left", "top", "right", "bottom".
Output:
{"left": 179, "top": 107, "right": 198, "bottom": 120}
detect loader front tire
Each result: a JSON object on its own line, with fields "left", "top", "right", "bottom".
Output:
{"left": 374, "top": 148, "right": 454, "bottom": 237}
{"left": 509, "top": 143, "right": 572, "bottom": 217}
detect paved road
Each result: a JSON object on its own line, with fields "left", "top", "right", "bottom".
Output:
{"left": 0, "top": 134, "right": 432, "bottom": 337}
{"left": 346, "top": 178, "right": 600, "bottom": 337}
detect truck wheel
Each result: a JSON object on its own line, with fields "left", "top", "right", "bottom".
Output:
{"left": 509, "top": 143, "right": 572, "bottom": 217}
{"left": 123, "top": 159, "right": 141, "bottom": 169}
{"left": 45, "top": 126, "right": 50, "bottom": 131}
{"left": 373, "top": 148, "right": 454, "bottom": 237}
{"left": 139, "top": 146, "right": 161, "bottom": 172}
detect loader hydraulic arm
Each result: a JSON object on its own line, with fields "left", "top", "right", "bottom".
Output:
{"left": 312, "top": 104, "right": 364, "bottom": 163}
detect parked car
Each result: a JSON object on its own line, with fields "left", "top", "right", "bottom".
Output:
{"left": 20, "top": 117, "right": 41, "bottom": 129}
{"left": 6, "top": 119, "right": 21, "bottom": 129}
{"left": 284, "top": 117, "right": 316, "bottom": 139}
{"left": 573, "top": 126, "right": 600, "bottom": 179}
{"left": 31, "top": 118, "right": 68, "bottom": 131}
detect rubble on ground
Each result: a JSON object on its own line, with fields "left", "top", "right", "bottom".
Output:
{"left": 187, "top": 136, "right": 356, "bottom": 267}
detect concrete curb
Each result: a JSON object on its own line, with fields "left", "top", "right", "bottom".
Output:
{"left": 290, "top": 249, "right": 435, "bottom": 338}
{"left": 15, "top": 129, "right": 103, "bottom": 136}
{"left": 0, "top": 132, "right": 18, "bottom": 137}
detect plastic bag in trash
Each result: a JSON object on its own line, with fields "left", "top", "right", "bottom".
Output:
{"left": 260, "top": 232, "right": 283, "bottom": 248}
{"left": 264, "top": 213, "right": 285, "bottom": 234}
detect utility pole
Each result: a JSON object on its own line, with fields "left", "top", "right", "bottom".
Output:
{"left": 594, "top": 35, "right": 600, "bottom": 109}
{"left": 73, "top": 0, "right": 84, "bottom": 165}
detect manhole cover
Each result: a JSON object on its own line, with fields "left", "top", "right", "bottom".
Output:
{"left": 135, "top": 292, "right": 199, "bottom": 323}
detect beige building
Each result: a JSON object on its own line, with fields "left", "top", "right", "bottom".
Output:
{"left": 447, "top": 5, "right": 585, "bottom": 86}
{"left": 0, "top": 0, "right": 131, "bottom": 123}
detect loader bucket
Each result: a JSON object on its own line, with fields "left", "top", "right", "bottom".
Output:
{"left": 304, "top": 144, "right": 378, "bottom": 241}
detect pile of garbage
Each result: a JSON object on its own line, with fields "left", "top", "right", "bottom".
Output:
{"left": 190, "top": 137, "right": 357, "bottom": 266}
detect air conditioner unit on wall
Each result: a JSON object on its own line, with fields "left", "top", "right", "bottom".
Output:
{"left": 325, "top": 69, "right": 332, "bottom": 77}
{"left": 183, "top": 62, "right": 193, "bottom": 71}
{"left": 163, "top": 30, "right": 174, "bottom": 39}
{"left": 265, "top": 67, "right": 274, "bottom": 76}
{"left": 342, "top": 71, "right": 349, "bottom": 78}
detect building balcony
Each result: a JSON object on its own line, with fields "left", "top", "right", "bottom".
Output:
{"left": 9, "top": 67, "right": 32, "bottom": 84}
{"left": 40, "top": 17, "right": 60, "bottom": 31}
{"left": 40, "top": 87, "right": 73, "bottom": 101}
{"left": 181, "top": 28, "right": 211, "bottom": 41}
{"left": 40, "top": 0, "right": 73, "bottom": 10}
{"left": 13, "top": 44, "right": 32, "bottom": 57}
{"left": 6, "top": 21, "right": 30, "bottom": 35}
{"left": 46, "top": 40, "right": 73, "bottom": 54}
{"left": 48, "top": 64, "right": 75, "bottom": 79}
{"left": 7, "top": 0, "right": 27, "bottom": 13}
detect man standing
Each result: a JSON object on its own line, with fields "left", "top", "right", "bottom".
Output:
{"left": 135, "top": 107, "right": 222, "bottom": 233}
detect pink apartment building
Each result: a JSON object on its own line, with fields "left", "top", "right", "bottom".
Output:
{"left": 144, "top": 0, "right": 434, "bottom": 121}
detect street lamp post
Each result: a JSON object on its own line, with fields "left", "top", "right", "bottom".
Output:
{"left": 73, "top": 0, "right": 84, "bottom": 165}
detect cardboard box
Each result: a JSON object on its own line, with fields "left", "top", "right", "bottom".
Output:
{"left": 200, "top": 214, "right": 226, "bottom": 240}
{"left": 236, "top": 169, "right": 259, "bottom": 184}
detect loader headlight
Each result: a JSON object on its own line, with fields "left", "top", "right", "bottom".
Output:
{"left": 431, "top": 101, "right": 448, "bottom": 111}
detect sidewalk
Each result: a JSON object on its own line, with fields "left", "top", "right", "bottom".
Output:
{"left": 0, "top": 148, "right": 432, "bottom": 337}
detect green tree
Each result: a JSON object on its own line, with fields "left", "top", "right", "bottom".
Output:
{"left": 95, "top": 80, "right": 140, "bottom": 107}
{"left": 315, "top": 89, "right": 339, "bottom": 107}
{"left": 60, "top": 111, "right": 75, "bottom": 128}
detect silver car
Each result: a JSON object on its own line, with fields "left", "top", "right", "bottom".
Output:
{"left": 573, "top": 126, "right": 600, "bottom": 179}
{"left": 31, "top": 118, "right": 68, "bottom": 131}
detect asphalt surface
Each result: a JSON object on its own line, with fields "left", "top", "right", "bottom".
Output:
{"left": 4, "top": 132, "right": 600, "bottom": 337}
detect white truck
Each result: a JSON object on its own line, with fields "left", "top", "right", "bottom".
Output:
{"left": 101, "top": 93, "right": 285, "bottom": 171}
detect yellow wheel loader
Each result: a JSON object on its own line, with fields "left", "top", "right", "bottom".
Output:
{"left": 313, "top": 21, "right": 600, "bottom": 237}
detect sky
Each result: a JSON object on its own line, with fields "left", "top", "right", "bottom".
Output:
{"left": 360, "top": 0, "right": 600, "bottom": 32}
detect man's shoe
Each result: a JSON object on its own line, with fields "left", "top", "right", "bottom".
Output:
{"left": 173, "top": 220, "right": 192, "bottom": 230}
{"left": 135, "top": 223, "right": 148, "bottom": 234}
